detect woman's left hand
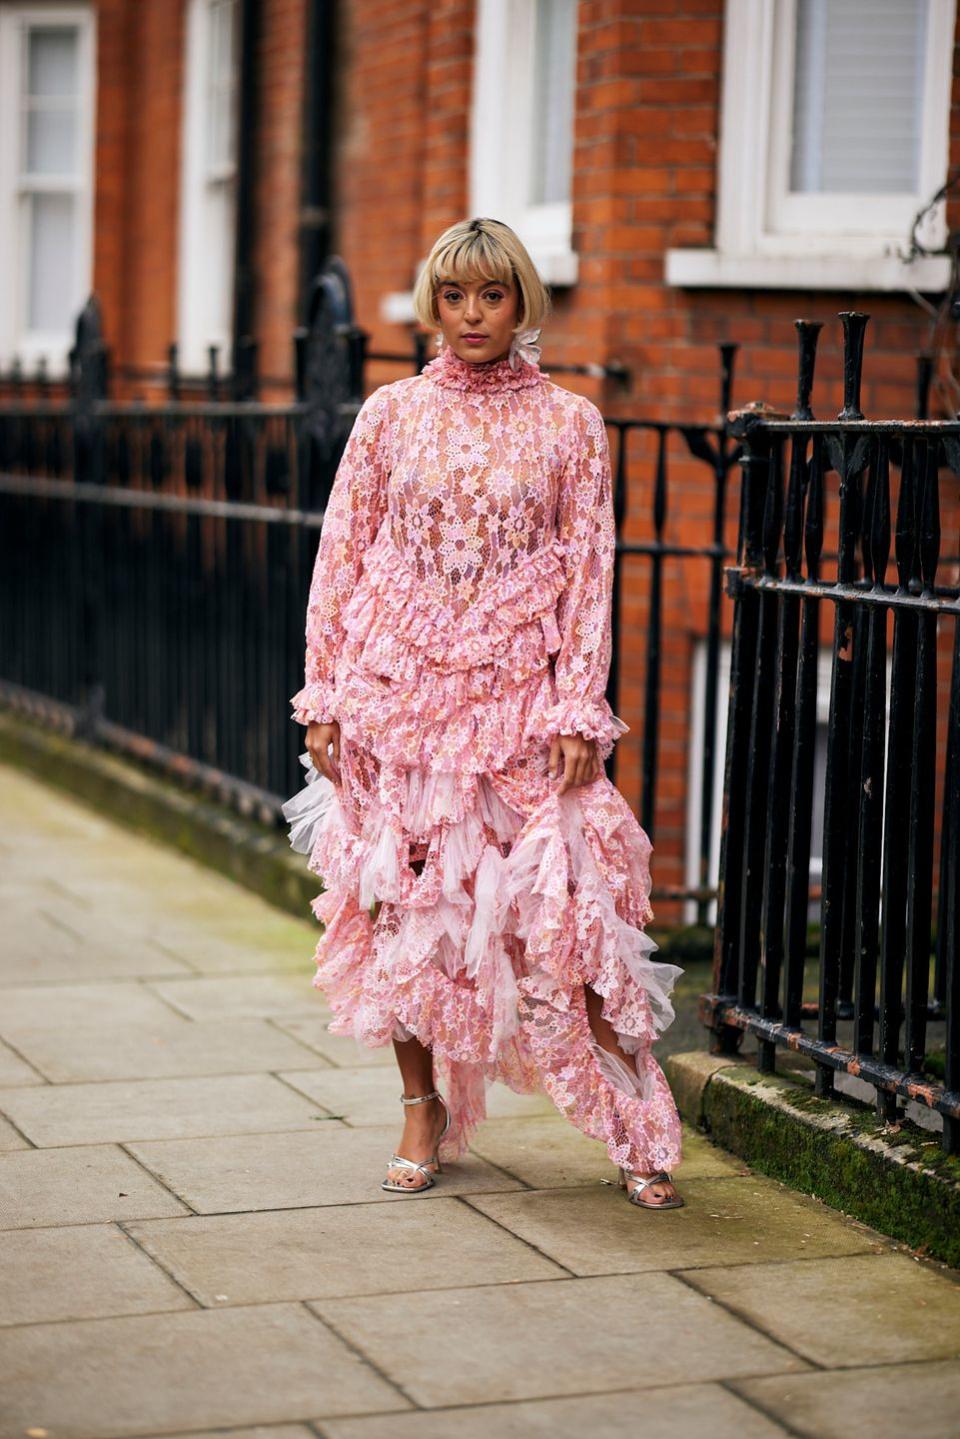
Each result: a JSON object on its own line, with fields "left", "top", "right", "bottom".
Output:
{"left": 548, "top": 732, "right": 602, "bottom": 793}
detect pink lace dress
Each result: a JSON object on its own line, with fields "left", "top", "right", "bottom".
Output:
{"left": 285, "top": 341, "right": 684, "bottom": 1173}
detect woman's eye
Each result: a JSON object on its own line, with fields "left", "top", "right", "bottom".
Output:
{"left": 441, "top": 290, "right": 503, "bottom": 303}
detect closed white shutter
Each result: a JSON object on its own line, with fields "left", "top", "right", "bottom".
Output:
{"left": 790, "top": 0, "right": 928, "bottom": 194}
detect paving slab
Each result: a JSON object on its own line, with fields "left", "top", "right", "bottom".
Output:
{"left": 151, "top": 1430, "right": 316, "bottom": 1439}
{"left": 1, "top": 926, "right": 195, "bottom": 984}
{"left": 142, "top": 914, "right": 319, "bottom": 976}
{"left": 0, "top": 1072, "right": 329, "bottom": 1146}
{"left": 125, "top": 1194, "right": 565, "bottom": 1305}
{"left": 0, "top": 980, "right": 184, "bottom": 1032}
{"left": 0, "top": 1114, "right": 29, "bottom": 1150}
{"left": 312, "top": 1272, "right": 809, "bottom": 1407}
{"left": 279, "top": 1064, "right": 556, "bottom": 1126}
{"left": 467, "top": 1114, "right": 746, "bottom": 1188}
{"left": 152, "top": 1431, "right": 316, "bottom": 1439}
{"left": 0, "top": 1302, "right": 408, "bottom": 1438}
{"left": 467, "top": 1178, "right": 883, "bottom": 1275}
{"left": 149, "top": 974, "right": 331, "bottom": 1021}
{"left": 0, "top": 1222, "right": 195, "bottom": 1324}
{"left": 0, "top": 1037, "right": 43, "bottom": 1085}
{"left": 686, "top": 1252, "right": 960, "bottom": 1367}
{"left": 127, "top": 1126, "right": 524, "bottom": 1213}
{"left": 317, "top": 1381, "right": 790, "bottom": 1439}
{"left": 0, "top": 1144, "right": 189, "bottom": 1228}
{"left": 733, "top": 1357, "right": 960, "bottom": 1439}
{"left": 272, "top": 1017, "right": 396, "bottom": 1067}
{"left": 4, "top": 1016, "right": 331, "bottom": 1082}
{"left": 54, "top": 906, "right": 317, "bottom": 977}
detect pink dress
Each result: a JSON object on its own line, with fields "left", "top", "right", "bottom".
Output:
{"left": 287, "top": 341, "right": 684, "bottom": 1173}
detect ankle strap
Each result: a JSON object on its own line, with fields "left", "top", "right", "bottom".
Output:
{"left": 400, "top": 1089, "right": 441, "bottom": 1106}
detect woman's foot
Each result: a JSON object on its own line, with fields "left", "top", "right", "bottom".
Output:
{"left": 385, "top": 1094, "right": 448, "bottom": 1190}
{"left": 619, "top": 1166, "right": 684, "bottom": 1208}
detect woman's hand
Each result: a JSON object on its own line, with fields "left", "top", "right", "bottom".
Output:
{"left": 548, "top": 732, "right": 602, "bottom": 794}
{"left": 306, "top": 719, "right": 341, "bottom": 784}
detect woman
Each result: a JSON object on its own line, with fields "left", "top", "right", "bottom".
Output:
{"left": 285, "top": 217, "right": 685, "bottom": 1209}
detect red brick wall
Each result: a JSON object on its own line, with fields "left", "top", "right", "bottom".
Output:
{"left": 93, "top": 0, "right": 185, "bottom": 383}
{"left": 76, "top": 0, "right": 960, "bottom": 916}
{"left": 91, "top": 0, "right": 308, "bottom": 395}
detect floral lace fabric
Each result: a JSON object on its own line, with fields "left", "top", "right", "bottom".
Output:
{"left": 286, "top": 344, "right": 683, "bottom": 1173}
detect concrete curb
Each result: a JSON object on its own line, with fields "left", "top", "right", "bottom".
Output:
{"left": 664, "top": 1050, "right": 960, "bottom": 1268}
{"left": 0, "top": 711, "right": 317, "bottom": 919}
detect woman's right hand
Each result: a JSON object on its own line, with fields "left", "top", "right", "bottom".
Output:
{"left": 306, "top": 720, "right": 341, "bottom": 784}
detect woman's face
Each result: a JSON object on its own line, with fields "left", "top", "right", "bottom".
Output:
{"left": 435, "top": 274, "right": 521, "bottom": 364}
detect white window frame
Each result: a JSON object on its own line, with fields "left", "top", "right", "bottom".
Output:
{"left": 0, "top": 3, "right": 97, "bottom": 377}
{"left": 176, "top": 0, "right": 240, "bottom": 376}
{"left": 469, "top": 0, "right": 578, "bottom": 286}
{"left": 382, "top": 0, "right": 579, "bottom": 324}
{"left": 666, "top": 0, "right": 956, "bottom": 292}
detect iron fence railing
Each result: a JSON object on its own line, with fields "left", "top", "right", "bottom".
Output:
{"left": 0, "top": 262, "right": 739, "bottom": 911}
{"left": 706, "top": 312, "right": 959, "bottom": 1154}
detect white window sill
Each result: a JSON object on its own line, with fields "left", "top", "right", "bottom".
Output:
{"left": 665, "top": 247, "right": 951, "bottom": 293}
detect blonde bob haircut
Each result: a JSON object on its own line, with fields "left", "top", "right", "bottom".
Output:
{"left": 411, "top": 217, "right": 552, "bottom": 335}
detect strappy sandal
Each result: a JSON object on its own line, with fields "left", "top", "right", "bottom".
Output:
{"left": 618, "top": 1167, "right": 685, "bottom": 1209}
{"left": 381, "top": 1089, "right": 451, "bottom": 1194}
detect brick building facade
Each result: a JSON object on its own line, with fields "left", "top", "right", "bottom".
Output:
{"left": 1, "top": 0, "right": 956, "bottom": 913}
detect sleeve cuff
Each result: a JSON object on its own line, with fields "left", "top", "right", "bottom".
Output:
{"left": 289, "top": 682, "right": 338, "bottom": 727}
{"left": 542, "top": 695, "right": 630, "bottom": 760}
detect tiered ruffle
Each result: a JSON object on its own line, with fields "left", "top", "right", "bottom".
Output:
{"left": 282, "top": 746, "right": 684, "bottom": 1172}
{"left": 291, "top": 526, "right": 630, "bottom": 769}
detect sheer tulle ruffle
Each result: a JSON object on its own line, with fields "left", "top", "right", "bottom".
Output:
{"left": 282, "top": 744, "right": 684, "bottom": 1172}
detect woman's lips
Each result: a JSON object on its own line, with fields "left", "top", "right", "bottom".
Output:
{"left": 463, "top": 335, "right": 488, "bottom": 344}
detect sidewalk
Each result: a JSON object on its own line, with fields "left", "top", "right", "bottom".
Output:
{"left": 2, "top": 761, "right": 959, "bottom": 1439}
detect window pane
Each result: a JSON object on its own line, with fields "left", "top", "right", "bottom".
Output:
{"left": 27, "top": 26, "right": 78, "bottom": 99}
{"left": 212, "top": 0, "right": 236, "bottom": 81}
{"left": 791, "top": 0, "right": 927, "bottom": 193}
{"left": 529, "top": 0, "right": 577, "bottom": 206}
{"left": 206, "top": 178, "right": 236, "bottom": 341}
{"left": 206, "top": 0, "right": 239, "bottom": 173}
{"left": 27, "top": 192, "right": 75, "bottom": 331}
{"left": 26, "top": 108, "right": 77, "bottom": 175}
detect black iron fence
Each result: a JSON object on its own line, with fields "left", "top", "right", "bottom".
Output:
{"left": 706, "top": 311, "right": 959, "bottom": 1154}
{"left": 0, "top": 260, "right": 738, "bottom": 911}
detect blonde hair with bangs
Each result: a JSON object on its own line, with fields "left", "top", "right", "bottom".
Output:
{"left": 412, "top": 217, "right": 552, "bottom": 334}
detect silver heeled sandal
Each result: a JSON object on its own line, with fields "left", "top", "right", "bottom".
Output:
{"left": 381, "top": 1089, "right": 451, "bottom": 1194}
{"left": 617, "top": 1167, "right": 685, "bottom": 1209}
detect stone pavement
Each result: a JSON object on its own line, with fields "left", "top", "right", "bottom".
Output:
{"left": 2, "top": 762, "right": 960, "bottom": 1439}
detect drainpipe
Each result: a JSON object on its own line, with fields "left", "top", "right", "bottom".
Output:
{"left": 299, "top": 0, "right": 337, "bottom": 316}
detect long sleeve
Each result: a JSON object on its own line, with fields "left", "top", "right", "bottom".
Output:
{"left": 542, "top": 400, "right": 629, "bottom": 760}
{"left": 290, "top": 386, "right": 390, "bottom": 726}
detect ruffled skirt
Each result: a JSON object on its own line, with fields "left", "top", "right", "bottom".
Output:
{"left": 282, "top": 732, "right": 685, "bottom": 1174}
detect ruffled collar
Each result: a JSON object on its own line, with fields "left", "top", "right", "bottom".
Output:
{"left": 421, "top": 343, "right": 546, "bottom": 393}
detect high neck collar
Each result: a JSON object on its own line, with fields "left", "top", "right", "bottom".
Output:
{"left": 421, "top": 342, "right": 546, "bottom": 393}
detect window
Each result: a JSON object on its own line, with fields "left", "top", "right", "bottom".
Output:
{"left": 177, "top": 0, "right": 240, "bottom": 374}
{"left": 469, "top": 0, "right": 579, "bottom": 285}
{"left": 0, "top": 5, "right": 96, "bottom": 375}
{"left": 666, "top": 0, "right": 955, "bottom": 291}
{"left": 382, "top": 0, "right": 579, "bottom": 324}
